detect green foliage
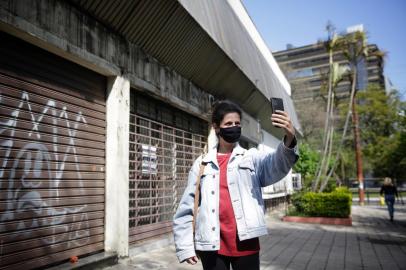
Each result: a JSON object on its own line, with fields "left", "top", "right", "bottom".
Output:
{"left": 291, "top": 188, "right": 352, "bottom": 218}
{"left": 321, "top": 178, "right": 338, "bottom": 193}
{"left": 291, "top": 191, "right": 306, "bottom": 213}
{"left": 332, "top": 84, "right": 406, "bottom": 181}
{"left": 293, "top": 143, "right": 320, "bottom": 189}
{"left": 334, "top": 186, "right": 352, "bottom": 195}
{"left": 286, "top": 205, "right": 307, "bottom": 217}
{"left": 357, "top": 84, "right": 406, "bottom": 178}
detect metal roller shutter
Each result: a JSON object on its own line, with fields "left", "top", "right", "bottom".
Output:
{"left": 0, "top": 32, "right": 106, "bottom": 269}
{"left": 129, "top": 92, "right": 207, "bottom": 243}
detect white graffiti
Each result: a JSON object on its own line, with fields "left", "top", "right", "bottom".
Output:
{"left": 0, "top": 91, "right": 91, "bottom": 248}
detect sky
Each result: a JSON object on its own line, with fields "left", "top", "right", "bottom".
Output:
{"left": 242, "top": 0, "right": 406, "bottom": 99}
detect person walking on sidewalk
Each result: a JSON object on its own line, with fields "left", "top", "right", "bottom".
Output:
{"left": 380, "top": 177, "right": 399, "bottom": 222}
{"left": 173, "top": 100, "right": 299, "bottom": 270}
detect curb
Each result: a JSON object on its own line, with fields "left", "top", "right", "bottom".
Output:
{"left": 282, "top": 216, "right": 352, "bottom": 226}
{"left": 47, "top": 252, "right": 118, "bottom": 270}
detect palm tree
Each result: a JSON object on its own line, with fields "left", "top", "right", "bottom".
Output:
{"left": 318, "top": 62, "right": 348, "bottom": 191}
{"left": 318, "top": 31, "right": 368, "bottom": 198}
{"left": 322, "top": 38, "right": 387, "bottom": 195}
{"left": 312, "top": 22, "right": 348, "bottom": 191}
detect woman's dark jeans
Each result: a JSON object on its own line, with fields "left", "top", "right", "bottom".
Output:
{"left": 197, "top": 251, "right": 260, "bottom": 270}
{"left": 385, "top": 194, "right": 395, "bottom": 220}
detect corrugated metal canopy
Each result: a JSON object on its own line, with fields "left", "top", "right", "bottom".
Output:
{"left": 69, "top": 0, "right": 301, "bottom": 136}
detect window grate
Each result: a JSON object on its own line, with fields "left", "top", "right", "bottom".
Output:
{"left": 129, "top": 113, "right": 206, "bottom": 243}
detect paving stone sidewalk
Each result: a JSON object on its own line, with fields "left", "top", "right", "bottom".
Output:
{"left": 104, "top": 204, "right": 406, "bottom": 270}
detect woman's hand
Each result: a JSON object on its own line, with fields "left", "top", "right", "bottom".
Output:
{"left": 271, "top": 110, "right": 296, "bottom": 146}
{"left": 186, "top": 256, "right": 199, "bottom": 265}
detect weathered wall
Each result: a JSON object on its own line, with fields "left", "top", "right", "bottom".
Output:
{"left": 241, "top": 111, "right": 261, "bottom": 144}
{"left": 0, "top": 0, "right": 212, "bottom": 120}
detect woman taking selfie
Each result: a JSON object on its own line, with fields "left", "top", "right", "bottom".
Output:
{"left": 173, "top": 100, "right": 299, "bottom": 270}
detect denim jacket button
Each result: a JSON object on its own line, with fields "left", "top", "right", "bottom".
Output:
{"left": 212, "top": 209, "right": 215, "bottom": 213}
{"left": 212, "top": 245, "right": 216, "bottom": 248}
{"left": 212, "top": 174, "right": 215, "bottom": 178}
{"left": 211, "top": 191, "right": 215, "bottom": 195}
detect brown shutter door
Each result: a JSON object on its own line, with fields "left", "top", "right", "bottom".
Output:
{"left": 0, "top": 32, "right": 106, "bottom": 269}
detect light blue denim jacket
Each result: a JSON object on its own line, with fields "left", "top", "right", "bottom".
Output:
{"left": 173, "top": 140, "right": 299, "bottom": 263}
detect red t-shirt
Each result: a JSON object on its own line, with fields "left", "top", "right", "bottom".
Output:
{"left": 217, "top": 153, "right": 260, "bottom": 257}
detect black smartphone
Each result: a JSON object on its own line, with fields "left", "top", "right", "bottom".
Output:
{"left": 271, "top": 97, "right": 284, "bottom": 114}
{"left": 271, "top": 97, "right": 284, "bottom": 128}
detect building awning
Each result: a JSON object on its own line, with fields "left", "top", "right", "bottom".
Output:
{"left": 70, "top": 0, "right": 302, "bottom": 136}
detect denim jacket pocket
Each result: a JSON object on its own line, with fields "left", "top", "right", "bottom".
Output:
{"left": 195, "top": 163, "right": 218, "bottom": 243}
{"left": 238, "top": 158, "right": 255, "bottom": 171}
{"left": 200, "top": 164, "right": 217, "bottom": 191}
{"left": 238, "top": 158, "right": 256, "bottom": 188}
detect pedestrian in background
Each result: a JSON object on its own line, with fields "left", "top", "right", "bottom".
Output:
{"left": 173, "top": 100, "right": 298, "bottom": 270}
{"left": 380, "top": 177, "right": 399, "bottom": 222}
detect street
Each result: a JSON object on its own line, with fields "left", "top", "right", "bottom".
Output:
{"left": 104, "top": 204, "right": 406, "bottom": 270}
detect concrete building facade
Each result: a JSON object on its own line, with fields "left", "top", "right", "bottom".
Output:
{"left": 274, "top": 29, "right": 385, "bottom": 138}
{"left": 274, "top": 42, "right": 384, "bottom": 101}
{"left": 273, "top": 32, "right": 385, "bottom": 131}
{"left": 0, "top": 0, "right": 300, "bottom": 269}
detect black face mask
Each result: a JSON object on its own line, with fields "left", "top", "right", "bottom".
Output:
{"left": 219, "top": 126, "right": 241, "bottom": 143}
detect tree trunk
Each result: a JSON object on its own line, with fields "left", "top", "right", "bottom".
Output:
{"left": 313, "top": 48, "right": 333, "bottom": 191}
{"left": 325, "top": 68, "right": 358, "bottom": 187}
{"left": 319, "top": 92, "right": 336, "bottom": 192}
{"left": 352, "top": 95, "right": 365, "bottom": 204}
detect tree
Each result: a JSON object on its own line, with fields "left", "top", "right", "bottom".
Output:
{"left": 293, "top": 143, "right": 321, "bottom": 190}
{"left": 357, "top": 84, "right": 406, "bottom": 179}
{"left": 318, "top": 31, "right": 370, "bottom": 198}
{"left": 313, "top": 22, "right": 349, "bottom": 191}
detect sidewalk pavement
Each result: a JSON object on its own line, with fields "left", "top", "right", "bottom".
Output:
{"left": 104, "top": 204, "right": 406, "bottom": 270}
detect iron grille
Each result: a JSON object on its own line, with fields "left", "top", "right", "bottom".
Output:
{"left": 129, "top": 114, "right": 206, "bottom": 243}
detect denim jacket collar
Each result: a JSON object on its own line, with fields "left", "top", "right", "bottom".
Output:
{"left": 202, "top": 143, "right": 246, "bottom": 168}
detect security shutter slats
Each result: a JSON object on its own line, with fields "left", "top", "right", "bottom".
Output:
{"left": 0, "top": 98, "right": 105, "bottom": 129}
{"left": 0, "top": 187, "right": 105, "bottom": 198}
{"left": 0, "top": 81, "right": 106, "bottom": 121}
{"left": 0, "top": 210, "right": 105, "bottom": 234}
{"left": 2, "top": 150, "right": 105, "bottom": 164}
{"left": 0, "top": 237, "right": 104, "bottom": 269}
{"left": 0, "top": 33, "right": 105, "bottom": 103}
{"left": 0, "top": 118, "right": 106, "bottom": 142}
{"left": 0, "top": 32, "right": 106, "bottom": 269}
{"left": 1, "top": 126, "right": 105, "bottom": 146}
{"left": 129, "top": 222, "right": 173, "bottom": 243}
{"left": 0, "top": 203, "right": 105, "bottom": 222}
{"left": 0, "top": 219, "right": 104, "bottom": 245}
{"left": 0, "top": 179, "right": 105, "bottom": 187}
{"left": 0, "top": 196, "right": 105, "bottom": 212}
{"left": 1, "top": 243, "right": 105, "bottom": 270}
{"left": 0, "top": 139, "right": 105, "bottom": 157}
{"left": 3, "top": 226, "right": 105, "bottom": 254}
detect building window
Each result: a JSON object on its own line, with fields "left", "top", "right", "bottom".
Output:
{"left": 287, "top": 68, "right": 314, "bottom": 79}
